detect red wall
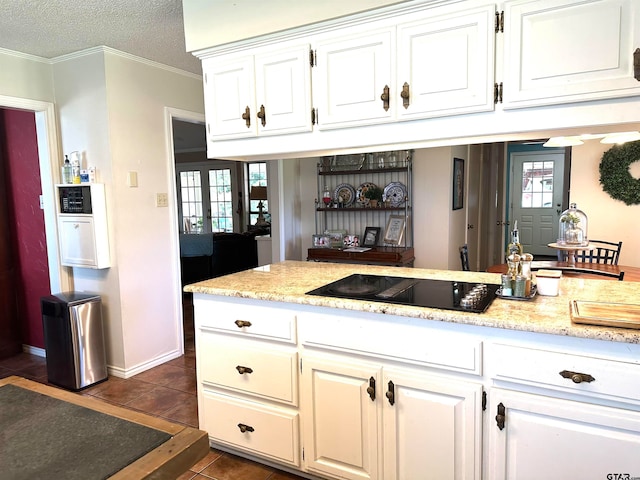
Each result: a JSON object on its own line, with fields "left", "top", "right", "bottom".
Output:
{"left": 1, "top": 108, "right": 51, "bottom": 349}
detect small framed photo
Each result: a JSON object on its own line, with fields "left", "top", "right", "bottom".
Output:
{"left": 343, "top": 235, "right": 359, "bottom": 247}
{"left": 383, "top": 215, "right": 406, "bottom": 245}
{"left": 362, "top": 227, "right": 380, "bottom": 247}
{"left": 312, "top": 234, "right": 331, "bottom": 248}
{"left": 452, "top": 157, "right": 464, "bottom": 210}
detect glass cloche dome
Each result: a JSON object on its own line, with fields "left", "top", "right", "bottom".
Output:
{"left": 558, "top": 203, "right": 588, "bottom": 246}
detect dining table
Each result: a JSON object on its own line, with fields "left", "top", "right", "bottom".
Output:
{"left": 486, "top": 261, "right": 640, "bottom": 282}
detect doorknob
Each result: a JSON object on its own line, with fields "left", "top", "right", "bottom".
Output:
{"left": 468, "top": 224, "right": 475, "bottom": 229}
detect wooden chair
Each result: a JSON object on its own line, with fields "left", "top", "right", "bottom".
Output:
{"left": 575, "top": 240, "right": 622, "bottom": 265}
{"left": 556, "top": 240, "right": 622, "bottom": 264}
{"left": 459, "top": 244, "right": 470, "bottom": 271}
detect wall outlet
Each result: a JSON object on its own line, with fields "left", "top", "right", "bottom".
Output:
{"left": 155, "top": 193, "right": 168, "bottom": 207}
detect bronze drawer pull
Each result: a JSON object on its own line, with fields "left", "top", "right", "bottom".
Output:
{"left": 386, "top": 380, "right": 395, "bottom": 405}
{"left": 237, "top": 423, "right": 254, "bottom": 433}
{"left": 236, "top": 365, "right": 253, "bottom": 375}
{"left": 234, "top": 320, "right": 252, "bottom": 328}
{"left": 496, "top": 402, "right": 505, "bottom": 430}
{"left": 257, "top": 104, "right": 266, "bottom": 127}
{"left": 559, "top": 370, "right": 595, "bottom": 384}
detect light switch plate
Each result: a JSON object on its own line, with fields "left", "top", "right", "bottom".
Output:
{"left": 156, "top": 193, "right": 168, "bottom": 207}
{"left": 127, "top": 171, "right": 138, "bottom": 187}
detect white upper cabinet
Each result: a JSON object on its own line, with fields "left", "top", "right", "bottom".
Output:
{"left": 396, "top": 4, "right": 496, "bottom": 120}
{"left": 314, "top": 26, "right": 395, "bottom": 129}
{"left": 203, "top": 44, "right": 312, "bottom": 140}
{"left": 502, "top": 0, "right": 640, "bottom": 108}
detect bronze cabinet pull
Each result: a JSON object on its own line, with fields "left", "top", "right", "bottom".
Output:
{"left": 237, "top": 423, "right": 254, "bottom": 433}
{"left": 241, "top": 106, "right": 251, "bottom": 128}
{"left": 366, "top": 376, "right": 376, "bottom": 401}
{"left": 400, "top": 82, "right": 410, "bottom": 109}
{"left": 236, "top": 365, "right": 253, "bottom": 375}
{"left": 559, "top": 370, "right": 595, "bottom": 384}
{"left": 634, "top": 48, "right": 640, "bottom": 81}
{"left": 496, "top": 402, "right": 505, "bottom": 430}
{"left": 380, "top": 85, "right": 390, "bottom": 111}
{"left": 234, "top": 320, "right": 252, "bottom": 328}
{"left": 386, "top": 380, "right": 395, "bottom": 405}
{"left": 257, "top": 104, "right": 266, "bottom": 127}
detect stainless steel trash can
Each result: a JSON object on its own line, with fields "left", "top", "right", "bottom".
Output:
{"left": 41, "top": 292, "right": 107, "bottom": 391}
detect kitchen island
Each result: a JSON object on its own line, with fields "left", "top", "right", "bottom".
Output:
{"left": 185, "top": 261, "right": 640, "bottom": 480}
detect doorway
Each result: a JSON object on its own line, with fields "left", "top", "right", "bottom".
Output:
{"left": 506, "top": 143, "right": 570, "bottom": 258}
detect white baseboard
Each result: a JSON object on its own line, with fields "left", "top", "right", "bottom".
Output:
{"left": 22, "top": 345, "right": 46, "bottom": 357}
{"left": 22, "top": 344, "right": 183, "bottom": 380}
{"left": 107, "top": 349, "right": 184, "bottom": 379}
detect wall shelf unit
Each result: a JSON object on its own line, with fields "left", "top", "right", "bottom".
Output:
{"left": 309, "top": 151, "right": 413, "bottom": 266}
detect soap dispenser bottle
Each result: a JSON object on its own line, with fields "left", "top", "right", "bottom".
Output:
{"left": 61, "top": 155, "right": 72, "bottom": 184}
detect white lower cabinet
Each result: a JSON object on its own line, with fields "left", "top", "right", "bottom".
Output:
{"left": 486, "top": 388, "right": 640, "bottom": 480}
{"left": 301, "top": 352, "right": 482, "bottom": 480}
{"left": 486, "top": 342, "right": 640, "bottom": 480}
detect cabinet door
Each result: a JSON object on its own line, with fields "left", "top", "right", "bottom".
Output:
{"left": 396, "top": 5, "right": 495, "bottom": 120}
{"left": 58, "top": 216, "right": 97, "bottom": 267}
{"left": 503, "top": 0, "right": 640, "bottom": 108}
{"left": 314, "top": 27, "right": 394, "bottom": 129}
{"left": 203, "top": 55, "right": 256, "bottom": 140}
{"left": 383, "top": 368, "right": 482, "bottom": 480}
{"left": 487, "top": 388, "right": 640, "bottom": 480}
{"left": 255, "top": 45, "right": 312, "bottom": 136}
{"left": 301, "top": 354, "right": 381, "bottom": 480}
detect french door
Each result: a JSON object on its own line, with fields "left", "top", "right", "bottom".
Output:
{"left": 177, "top": 164, "right": 236, "bottom": 234}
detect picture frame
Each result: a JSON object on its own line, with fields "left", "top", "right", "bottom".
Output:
{"left": 343, "top": 235, "right": 359, "bottom": 248}
{"left": 452, "top": 157, "right": 464, "bottom": 210}
{"left": 383, "top": 215, "right": 406, "bottom": 245}
{"left": 362, "top": 227, "right": 380, "bottom": 247}
{"left": 312, "top": 234, "right": 331, "bottom": 248}
{"left": 324, "top": 229, "right": 346, "bottom": 248}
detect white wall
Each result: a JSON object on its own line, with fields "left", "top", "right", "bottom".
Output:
{"left": 182, "top": 0, "right": 408, "bottom": 51}
{"left": 568, "top": 133, "right": 640, "bottom": 267}
{"left": 50, "top": 48, "right": 205, "bottom": 375}
{"left": 0, "top": 49, "right": 55, "bottom": 102}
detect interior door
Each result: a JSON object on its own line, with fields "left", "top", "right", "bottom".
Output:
{"left": 510, "top": 150, "right": 565, "bottom": 256}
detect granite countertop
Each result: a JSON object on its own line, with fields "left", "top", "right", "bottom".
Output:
{"left": 185, "top": 260, "right": 640, "bottom": 344}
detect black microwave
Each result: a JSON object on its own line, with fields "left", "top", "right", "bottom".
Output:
{"left": 58, "top": 186, "right": 93, "bottom": 214}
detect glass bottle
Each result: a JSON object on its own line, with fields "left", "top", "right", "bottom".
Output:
{"left": 506, "top": 220, "right": 523, "bottom": 261}
{"left": 61, "top": 155, "right": 72, "bottom": 184}
{"left": 558, "top": 203, "right": 588, "bottom": 246}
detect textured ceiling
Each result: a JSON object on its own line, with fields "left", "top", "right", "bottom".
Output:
{"left": 0, "top": 0, "right": 202, "bottom": 74}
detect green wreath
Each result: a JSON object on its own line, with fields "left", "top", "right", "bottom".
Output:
{"left": 599, "top": 140, "right": 640, "bottom": 205}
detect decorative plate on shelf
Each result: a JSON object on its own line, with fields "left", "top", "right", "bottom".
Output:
{"left": 334, "top": 183, "right": 356, "bottom": 207}
{"left": 356, "top": 182, "right": 378, "bottom": 205}
{"left": 383, "top": 182, "right": 407, "bottom": 207}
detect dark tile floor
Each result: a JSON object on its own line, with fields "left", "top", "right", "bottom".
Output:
{"left": 0, "top": 294, "right": 306, "bottom": 480}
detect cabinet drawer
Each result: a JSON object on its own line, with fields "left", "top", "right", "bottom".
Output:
{"left": 199, "top": 335, "right": 298, "bottom": 405}
{"left": 200, "top": 390, "right": 300, "bottom": 467}
{"left": 490, "top": 343, "right": 640, "bottom": 404}
{"left": 299, "top": 312, "right": 482, "bottom": 375}
{"left": 194, "top": 297, "right": 296, "bottom": 343}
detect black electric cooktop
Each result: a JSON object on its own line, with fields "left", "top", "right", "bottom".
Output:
{"left": 306, "top": 274, "right": 500, "bottom": 313}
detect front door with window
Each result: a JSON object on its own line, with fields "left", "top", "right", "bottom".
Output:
{"left": 510, "top": 150, "right": 565, "bottom": 256}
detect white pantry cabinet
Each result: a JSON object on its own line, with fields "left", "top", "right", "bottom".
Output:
{"left": 502, "top": 0, "right": 640, "bottom": 108}
{"left": 202, "top": 44, "right": 312, "bottom": 141}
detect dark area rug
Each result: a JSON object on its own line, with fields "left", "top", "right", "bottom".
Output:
{"left": 0, "top": 384, "right": 171, "bottom": 480}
